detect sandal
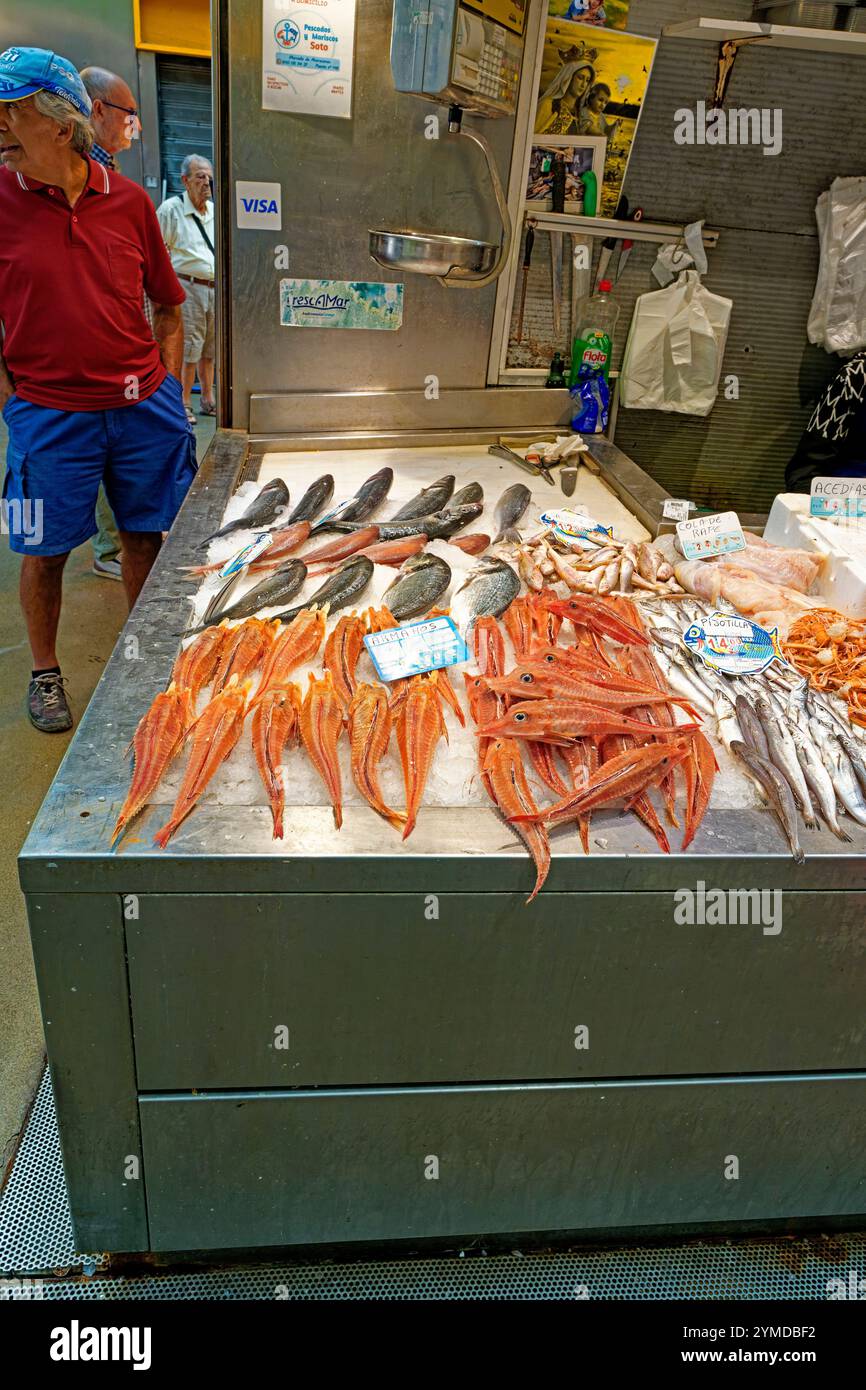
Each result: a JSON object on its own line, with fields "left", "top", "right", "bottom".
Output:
{"left": 184, "top": 406, "right": 198, "bottom": 425}
{"left": 199, "top": 401, "right": 217, "bottom": 416}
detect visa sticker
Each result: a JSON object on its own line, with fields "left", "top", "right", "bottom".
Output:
{"left": 218, "top": 532, "right": 274, "bottom": 577}
{"left": 540, "top": 507, "right": 613, "bottom": 549}
{"left": 683, "top": 612, "right": 783, "bottom": 677}
{"left": 676, "top": 510, "right": 746, "bottom": 560}
{"left": 364, "top": 616, "right": 469, "bottom": 683}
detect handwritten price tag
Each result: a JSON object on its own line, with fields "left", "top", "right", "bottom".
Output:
{"left": 676, "top": 510, "right": 746, "bottom": 561}
{"left": 810, "top": 477, "right": 866, "bottom": 519}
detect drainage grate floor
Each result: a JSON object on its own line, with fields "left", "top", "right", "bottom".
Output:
{"left": 2, "top": 1070, "right": 864, "bottom": 1299}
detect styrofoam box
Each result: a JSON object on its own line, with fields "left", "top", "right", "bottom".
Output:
{"left": 764, "top": 493, "right": 866, "bottom": 619}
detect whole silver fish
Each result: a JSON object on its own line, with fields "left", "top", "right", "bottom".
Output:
{"left": 389, "top": 475, "right": 455, "bottom": 521}
{"left": 651, "top": 645, "right": 714, "bottom": 717}
{"left": 450, "top": 481, "right": 484, "bottom": 508}
{"left": 197, "top": 478, "right": 290, "bottom": 549}
{"left": 790, "top": 726, "right": 850, "bottom": 841}
{"left": 382, "top": 554, "right": 452, "bottom": 620}
{"left": 835, "top": 730, "right": 866, "bottom": 797}
{"left": 493, "top": 483, "right": 532, "bottom": 543}
{"left": 311, "top": 467, "right": 393, "bottom": 532}
{"left": 755, "top": 696, "right": 817, "bottom": 827}
{"left": 451, "top": 556, "right": 520, "bottom": 632}
{"left": 819, "top": 738, "right": 866, "bottom": 827}
{"left": 735, "top": 694, "right": 770, "bottom": 760}
{"left": 286, "top": 475, "right": 334, "bottom": 524}
{"left": 731, "top": 740, "right": 805, "bottom": 864}
{"left": 272, "top": 555, "right": 374, "bottom": 624}
{"left": 713, "top": 690, "right": 742, "bottom": 755}
{"left": 189, "top": 559, "right": 308, "bottom": 632}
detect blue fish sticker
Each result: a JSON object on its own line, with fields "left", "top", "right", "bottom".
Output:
{"left": 683, "top": 612, "right": 784, "bottom": 677}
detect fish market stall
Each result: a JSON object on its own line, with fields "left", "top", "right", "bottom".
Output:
{"left": 15, "top": 0, "right": 866, "bottom": 1259}
{"left": 18, "top": 430, "right": 866, "bottom": 1255}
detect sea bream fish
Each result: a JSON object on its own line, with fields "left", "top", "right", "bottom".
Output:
{"left": 272, "top": 555, "right": 374, "bottom": 625}
{"left": 285, "top": 475, "right": 334, "bottom": 524}
{"left": 310, "top": 467, "right": 393, "bottom": 532}
{"left": 388, "top": 475, "right": 455, "bottom": 521}
{"left": 186, "top": 560, "right": 308, "bottom": 633}
{"left": 196, "top": 479, "right": 290, "bottom": 550}
{"left": 451, "top": 556, "right": 520, "bottom": 634}
{"left": 492, "top": 483, "right": 532, "bottom": 543}
{"left": 381, "top": 554, "right": 452, "bottom": 620}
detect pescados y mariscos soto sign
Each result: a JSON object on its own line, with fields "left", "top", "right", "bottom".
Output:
{"left": 279, "top": 279, "right": 403, "bottom": 330}
{"left": 262, "top": 0, "right": 356, "bottom": 119}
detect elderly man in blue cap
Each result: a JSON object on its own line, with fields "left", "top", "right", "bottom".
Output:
{"left": 0, "top": 47, "right": 194, "bottom": 733}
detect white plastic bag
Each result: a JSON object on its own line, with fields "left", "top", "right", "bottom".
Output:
{"left": 807, "top": 176, "right": 866, "bottom": 357}
{"left": 619, "top": 270, "right": 732, "bottom": 417}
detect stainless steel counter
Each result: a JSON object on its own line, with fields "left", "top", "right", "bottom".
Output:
{"left": 18, "top": 429, "right": 866, "bottom": 1256}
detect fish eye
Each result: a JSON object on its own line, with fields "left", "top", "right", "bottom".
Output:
{"left": 520, "top": 672, "right": 534, "bottom": 683}
{"left": 543, "top": 653, "right": 555, "bottom": 663}
{"left": 514, "top": 711, "right": 527, "bottom": 722}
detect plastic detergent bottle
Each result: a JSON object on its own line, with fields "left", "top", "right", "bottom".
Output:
{"left": 569, "top": 280, "right": 619, "bottom": 388}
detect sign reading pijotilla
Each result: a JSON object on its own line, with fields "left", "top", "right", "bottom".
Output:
{"left": 683, "top": 611, "right": 783, "bottom": 677}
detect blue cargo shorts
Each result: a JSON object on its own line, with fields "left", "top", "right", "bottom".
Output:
{"left": 2, "top": 373, "right": 196, "bottom": 556}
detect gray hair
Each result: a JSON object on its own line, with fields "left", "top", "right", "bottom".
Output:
{"left": 33, "top": 89, "right": 93, "bottom": 154}
{"left": 181, "top": 153, "right": 212, "bottom": 178}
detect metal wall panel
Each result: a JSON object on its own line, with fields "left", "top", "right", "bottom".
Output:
{"left": 127, "top": 892, "right": 866, "bottom": 1091}
{"left": 156, "top": 54, "right": 213, "bottom": 197}
{"left": 140, "top": 1077, "right": 866, "bottom": 1250}
{"left": 505, "top": 0, "right": 866, "bottom": 509}
{"left": 225, "top": 0, "right": 519, "bottom": 426}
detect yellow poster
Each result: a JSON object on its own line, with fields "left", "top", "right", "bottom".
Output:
{"left": 534, "top": 14, "right": 656, "bottom": 216}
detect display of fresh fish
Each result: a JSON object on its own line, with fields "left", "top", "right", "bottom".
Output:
{"left": 394, "top": 673, "right": 448, "bottom": 840}
{"left": 111, "top": 683, "right": 195, "bottom": 846}
{"left": 483, "top": 738, "right": 551, "bottom": 903}
{"left": 310, "top": 467, "right": 393, "bottom": 532}
{"left": 170, "top": 622, "right": 231, "bottom": 699}
{"left": 251, "top": 683, "right": 302, "bottom": 839}
{"left": 300, "top": 671, "right": 344, "bottom": 828}
{"left": 731, "top": 739, "right": 805, "bottom": 863}
{"left": 285, "top": 475, "right": 334, "bottom": 524}
{"left": 382, "top": 554, "right": 452, "bottom": 620}
{"left": 448, "top": 533, "right": 490, "bottom": 556}
{"left": 348, "top": 683, "right": 406, "bottom": 831}
{"left": 273, "top": 556, "right": 374, "bottom": 625}
{"left": 478, "top": 700, "right": 697, "bottom": 748}
{"left": 389, "top": 475, "right": 455, "bottom": 521}
{"left": 451, "top": 556, "right": 520, "bottom": 634}
{"left": 323, "top": 613, "right": 367, "bottom": 708}
{"left": 153, "top": 677, "right": 251, "bottom": 848}
{"left": 450, "top": 481, "right": 483, "bottom": 508}
{"left": 212, "top": 617, "right": 279, "bottom": 693}
{"left": 253, "top": 607, "right": 327, "bottom": 705}
{"left": 187, "top": 560, "right": 308, "bottom": 633}
{"left": 493, "top": 483, "right": 532, "bottom": 543}
{"left": 197, "top": 479, "right": 290, "bottom": 550}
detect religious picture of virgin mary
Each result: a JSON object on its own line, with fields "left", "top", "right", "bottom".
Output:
{"left": 534, "top": 12, "right": 657, "bottom": 216}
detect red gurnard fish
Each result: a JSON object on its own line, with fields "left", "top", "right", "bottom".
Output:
{"left": 153, "top": 677, "right": 251, "bottom": 848}
{"left": 483, "top": 738, "right": 551, "bottom": 904}
{"left": 541, "top": 593, "right": 650, "bottom": 647}
{"left": 323, "top": 612, "right": 367, "bottom": 709}
{"left": 300, "top": 670, "right": 344, "bottom": 829}
{"left": 212, "top": 617, "right": 279, "bottom": 693}
{"left": 250, "top": 683, "right": 302, "bottom": 839}
{"left": 681, "top": 729, "right": 718, "bottom": 851}
{"left": 348, "top": 683, "right": 406, "bottom": 831}
{"left": 394, "top": 673, "right": 447, "bottom": 839}
{"left": 517, "top": 743, "right": 691, "bottom": 830}
{"left": 252, "top": 606, "right": 327, "bottom": 706}
{"left": 479, "top": 700, "right": 698, "bottom": 747}
{"left": 111, "top": 682, "right": 195, "bottom": 846}
{"left": 170, "top": 621, "right": 231, "bottom": 699}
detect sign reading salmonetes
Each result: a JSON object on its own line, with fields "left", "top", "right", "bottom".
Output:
{"left": 235, "top": 181, "right": 282, "bottom": 229}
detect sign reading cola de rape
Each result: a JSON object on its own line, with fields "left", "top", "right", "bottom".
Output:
{"left": 262, "top": 0, "right": 357, "bottom": 119}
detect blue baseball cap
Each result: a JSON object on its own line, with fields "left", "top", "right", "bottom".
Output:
{"left": 0, "top": 47, "right": 92, "bottom": 116}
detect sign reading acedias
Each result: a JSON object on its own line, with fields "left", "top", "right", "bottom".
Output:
{"left": 235, "top": 180, "right": 282, "bottom": 229}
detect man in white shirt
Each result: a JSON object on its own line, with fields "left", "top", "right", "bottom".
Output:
{"left": 156, "top": 154, "right": 215, "bottom": 422}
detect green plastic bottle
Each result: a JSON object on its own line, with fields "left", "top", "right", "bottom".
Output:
{"left": 569, "top": 279, "right": 620, "bottom": 389}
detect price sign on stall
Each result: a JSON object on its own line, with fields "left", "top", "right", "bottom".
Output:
{"left": 676, "top": 510, "right": 746, "bottom": 560}
{"left": 364, "top": 616, "right": 468, "bottom": 683}
{"left": 810, "top": 477, "right": 866, "bottom": 519}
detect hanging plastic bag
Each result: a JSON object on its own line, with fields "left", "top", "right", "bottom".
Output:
{"left": 807, "top": 176, "right": 866, "bottom": 357}
{"left": 619, "top": 269, "right": 732, "bottom": 417}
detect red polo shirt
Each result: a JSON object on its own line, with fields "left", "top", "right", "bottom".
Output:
{"left": 0, "top": 157, "right": 185, "bottom": 411}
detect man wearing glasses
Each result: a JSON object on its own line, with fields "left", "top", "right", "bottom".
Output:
{"left": 157, "top": 155, "right": 215, "bottom": 425}
{"left": 79, "top": 66, "right": 142, "bottom": 581}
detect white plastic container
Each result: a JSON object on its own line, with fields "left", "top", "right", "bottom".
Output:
{"left": 763, "top": 493, "right": 866, "bottom": 618}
